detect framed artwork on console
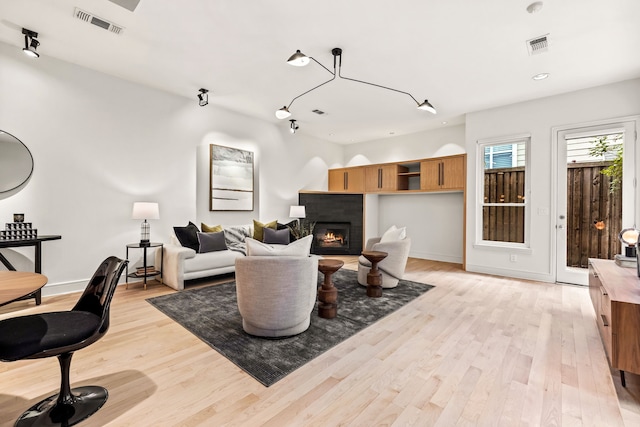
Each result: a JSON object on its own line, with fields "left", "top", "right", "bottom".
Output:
{"left": 209, "top": 144, "right": 254, "bottom": 211}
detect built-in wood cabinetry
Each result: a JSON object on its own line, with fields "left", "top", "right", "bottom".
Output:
{"left": 588, "top": 259, "right": 640, "bottom": 386}
{"left": 328, "top": 167, "right": 364, "bottom": 192}
{"left": 365, "top": 164, "right": 408, "bottom": 192}
{"left": 421, "top": 156, "right": 465, "bottom": 191}
{"left": 328, "top": 154, "right": 465, "bottom": 194}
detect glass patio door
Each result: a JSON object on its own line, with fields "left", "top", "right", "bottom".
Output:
{"left": 555, "top": 120, "right": 636, "bottom": 285}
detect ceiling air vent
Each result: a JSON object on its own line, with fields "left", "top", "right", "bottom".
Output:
{"left": 526, "top": 34, "right": 549, "bottom": 55}
{"left": 74, "top": 8, "right": 125, "bottom": 35}
{"left": 312, "top": 109, "right": 326, "bottom": 115}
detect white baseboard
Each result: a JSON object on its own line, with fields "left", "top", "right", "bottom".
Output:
{"left": 409, "top": 250, "right": 462, "bottom": 265}
{"left": 41, "top": 277, "right": 127, "bottom": 297}
{"left": 465, "top": 263, "right": 555, "bottom": 283}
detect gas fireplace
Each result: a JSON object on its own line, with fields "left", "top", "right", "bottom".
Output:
{"left": 314, "top": 222, "right": 350, "bottom": 255}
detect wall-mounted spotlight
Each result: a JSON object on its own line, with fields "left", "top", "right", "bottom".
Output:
{"left": 197, "top": 88, "right": 209, "bottom": 107}
{"left": 289, "top": 119, "right": 299, "bottom": 134}
{"left": 22, "top": 28, "right": 40, "bottom": 58}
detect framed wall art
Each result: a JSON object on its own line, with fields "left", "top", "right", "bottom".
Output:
{"left": 209, "top": 144, "right": 254, "bottom": 211}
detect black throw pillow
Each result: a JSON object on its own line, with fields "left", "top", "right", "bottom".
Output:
{"left": 277, "top": 220, "right": 297, "bottom": 242}
{"left": 173, "top": 222, "right": 200, "bottom": 251}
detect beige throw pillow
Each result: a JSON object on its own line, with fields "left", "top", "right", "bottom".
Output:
{"left": 246, "top": 235, "right": 313, "bottom": 257}
{"left": 380, "top": 225, "right": 406, "bottom": 243}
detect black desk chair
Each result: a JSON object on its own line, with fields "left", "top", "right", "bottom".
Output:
{"left": 0, "top": 256, "right": 127, "bottom": 427}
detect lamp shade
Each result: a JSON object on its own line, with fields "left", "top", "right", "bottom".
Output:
{"left": 289, "top": 205, "right": 306, "bottom": 218}
{"left": 417, "top": 99, "right": 437, "bottom": 114}
{"left": 275, "top": 106, "right": 291, "bottom": 119}
{"left": 619, "top": 228, "right": 640, "bottom": 246}
{"left": 286, "top": 50, "right": 310, "bottom": 67}
{"left": 132, "top": 202, "right": 160, "bottom": 220}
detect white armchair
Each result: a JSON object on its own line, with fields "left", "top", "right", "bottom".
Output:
{"left": 235, "top": 256, "right": 318, "bottom": 337}
{"left": 357, "top": 237, "right": 411, "bottom": 288}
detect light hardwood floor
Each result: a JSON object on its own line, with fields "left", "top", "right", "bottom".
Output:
{"left": 1, "top": 258, "right": 639, "bottom": 426}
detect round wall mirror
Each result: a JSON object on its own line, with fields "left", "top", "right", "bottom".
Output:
{"left": 0, "top": 130, "right": 34, "bottom": 193}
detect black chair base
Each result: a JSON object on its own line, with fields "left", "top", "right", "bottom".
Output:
{"left": 16, "top": 386, "right": 108, "bottom": 427}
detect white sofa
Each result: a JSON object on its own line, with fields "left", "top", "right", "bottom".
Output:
{"left": 156, "top": 225, "right": 250, "bottom": 291}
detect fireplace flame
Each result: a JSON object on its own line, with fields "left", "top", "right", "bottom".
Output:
{"left": 323, "top": 232, "right": 344, "bottom": 244}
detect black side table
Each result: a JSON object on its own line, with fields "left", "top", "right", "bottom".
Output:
{"left": 125, "top": 242, "right": 163, "bottom": 290}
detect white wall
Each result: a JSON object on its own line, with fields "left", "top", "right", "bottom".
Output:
{"left": 342, "top": 125, "right": 467, "bottom": 263}
{"left": 0, "top": 42, "right": 341, "bottom": 294}
{"left": 465, "top": 78, "right": 640, "bottom": 282}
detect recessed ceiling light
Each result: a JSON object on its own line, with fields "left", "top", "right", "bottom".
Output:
{"left": 532, "top": 72, "right": 549, "bottom": 80}
{"left": 442, "top": 121, "right": 448, "bottom": 125}
{"left": 526, "top": 1, "right": 543, "bottom": 14}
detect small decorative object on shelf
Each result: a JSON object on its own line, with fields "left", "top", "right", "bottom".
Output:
{"left": 615, "top": 227, "right": 640, "bottom": 268}
{"left": 0, "top": 217, "right": 37, "bottom": 241}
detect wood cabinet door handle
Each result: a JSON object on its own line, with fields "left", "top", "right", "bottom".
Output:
{"left": 378, "top": 168, "right": 382, "bottom": 188}
{"left": 343, "top": 172, "right": 348, "bottom": 190}
{"left": 601, "top": 314, "right": 609, "bottom": 327}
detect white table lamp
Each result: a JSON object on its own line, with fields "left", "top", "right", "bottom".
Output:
{"left": 289, "top": 205, "right": 306, "bottom": 219}
{"left": 132, "top": 202, "right": 159, "bottom": 246}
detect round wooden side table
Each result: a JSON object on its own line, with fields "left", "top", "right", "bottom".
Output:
{"left": 361, "top": 250, "right": 388, "bottom": 298}
{"left": 317, "top": 258, "right": 344, "bottom": 319}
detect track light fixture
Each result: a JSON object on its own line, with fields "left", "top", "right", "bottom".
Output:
{"left": 275, "top": 47, "right": 436, "bottom": 119}
{"left": 21, "top": 28, "right": 40, "bottom": 58}
{"left": 197, "top": 88, "right": 209, "bottom": 107}
{"left": 289, "top": 119, "right": 299, "bottom": 134}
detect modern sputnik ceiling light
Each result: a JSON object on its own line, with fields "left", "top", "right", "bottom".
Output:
{"left": 275, "top": 47, "right": 436, "bottom": 119}
{"left": 197, "top": 88, "right": 209, "bottom": 106}
{"left": 21, "top": 28, "right": 40, "bottom": 58}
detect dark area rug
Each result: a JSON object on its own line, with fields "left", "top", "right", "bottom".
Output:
{"left": 146, "top": 269, "right": 434, "bottom": 386}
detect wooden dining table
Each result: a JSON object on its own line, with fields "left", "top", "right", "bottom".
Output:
{"left": 0, "top": 271, "right": 48, "bottom": 307}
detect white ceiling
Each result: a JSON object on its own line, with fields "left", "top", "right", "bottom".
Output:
{"left": 1, "top": 0, "right": 639, "bottom": 144}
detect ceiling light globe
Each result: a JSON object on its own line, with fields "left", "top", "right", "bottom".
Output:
{"left": 287, "top": 50, "right": 310, "bottom": 67}
{"left": 275, "top": 106, "right": 291, "bottom": 119}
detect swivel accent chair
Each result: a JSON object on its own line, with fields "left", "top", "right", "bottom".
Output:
{"left": 357, "top": 237, "right": 411, "bottom": 288}
{"left": 0, "top": 256, "right": 127, "bottom": 427}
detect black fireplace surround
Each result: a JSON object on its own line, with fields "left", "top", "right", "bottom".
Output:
{"left": 299, "top": 193, "right": 363, "bottom": 255}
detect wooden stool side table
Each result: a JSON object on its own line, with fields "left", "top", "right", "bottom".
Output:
{"left": 361, "top": 250, "right": 388, "bottom": 298}
{"left": 317, "top": 259, "right": 344, "bottom": 319}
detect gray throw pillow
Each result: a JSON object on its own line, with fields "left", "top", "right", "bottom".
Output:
{"left": 198, "top": 231, "right": 228, "bottom": 253}
{"left": 263, "top": 227, "right": 291, "bottom": 245}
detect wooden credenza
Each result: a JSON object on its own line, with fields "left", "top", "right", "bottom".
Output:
{"left": 588, "top": 258, "right": 640, "bottom": 386}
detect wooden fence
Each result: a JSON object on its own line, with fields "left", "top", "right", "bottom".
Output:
{"left": 483, "top": 162, "right": 621, "bottom": 267}
{"left": 566, "top": 161, "right": 621, "bottom": 268}
{"left": 483, "top": 167, "right": 525, "bottom": 243}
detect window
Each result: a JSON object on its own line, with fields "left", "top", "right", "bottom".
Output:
{"left": 478, "top": 135, "right": 530, "bottom": 245}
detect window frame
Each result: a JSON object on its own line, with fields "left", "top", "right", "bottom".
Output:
{"left": 476, "top": 133, "right": 531, "bottom": 250}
